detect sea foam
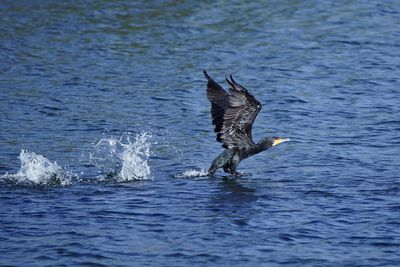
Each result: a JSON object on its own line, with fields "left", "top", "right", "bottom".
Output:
{"left": 175, "top": 168, "right": 209, "bottom": 178}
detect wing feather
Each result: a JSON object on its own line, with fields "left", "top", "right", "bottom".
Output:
{"left": 204, "top": 70, "right": 229, "bottom": 143}
{"left": 204, "top": 70, "right": 262, "bottom": 149}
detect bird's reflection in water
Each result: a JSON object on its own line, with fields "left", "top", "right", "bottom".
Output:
{"left": 220, "top": 175, "right": 255, "bottom": 193}
{"left": 210, "top": 176, "right": 259, "bottom": 226}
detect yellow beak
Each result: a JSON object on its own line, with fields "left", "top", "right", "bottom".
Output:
{"left": 272, "top": 138, "right": 290, "bottom": 147}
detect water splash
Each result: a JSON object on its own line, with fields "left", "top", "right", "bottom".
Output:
{"left": 1, "top": 150, "right": 70, "bottom": 186}
{"left": 175, "top": 168, "right": 209, "bottom": 178}
{"left": 90, "top": 133, "right": 152, "bottom": 182}
{"left": 119, "top": 133, "right": 151, "bottom": 181}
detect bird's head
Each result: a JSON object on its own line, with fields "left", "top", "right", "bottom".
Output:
{"left": 259, "top": 137, "right": 290, "bottom": 150}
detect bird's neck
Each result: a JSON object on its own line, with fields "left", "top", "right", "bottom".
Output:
{"left": 250, "top": 143, "right": 270, "bottom": 156}
{"left": 254, "top": 139, "right": 273, "bottom": 154}
{"left": 239, "top": 140, "right": 272, "bottom": 159}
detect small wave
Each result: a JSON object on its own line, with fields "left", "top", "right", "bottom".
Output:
{"left": 90, "top": 132, "right": 152, "bottom": 182}
{"left": 1, "top": 150, "right": 71, "bottom": 186}
{"left": 175, "top": 169, "right": 209, "bottom": 178}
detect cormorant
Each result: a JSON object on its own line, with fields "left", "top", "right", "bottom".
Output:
{"left": 204, "top": 70, "right": 289, "bottom": 175}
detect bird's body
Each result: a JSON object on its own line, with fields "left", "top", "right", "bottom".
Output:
{"left": 208, "top": 146, "right": 260, "bottom": 175}
{"left": 204, "top": 70, "right": 289, "bottom": 175}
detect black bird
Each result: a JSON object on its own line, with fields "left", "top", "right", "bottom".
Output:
{"left": 204, "top": 70, "right": 289, "bottom": 175}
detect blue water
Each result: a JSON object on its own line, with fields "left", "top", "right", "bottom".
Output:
{"left": 1, "top": 1, "right": 400, "bottom": 266}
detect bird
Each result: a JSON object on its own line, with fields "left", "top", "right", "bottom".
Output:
{"left": 204, "top": 70, "right": 289, "bottom": 175}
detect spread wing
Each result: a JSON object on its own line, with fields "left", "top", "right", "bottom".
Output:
{"left": 204, "top": 70, "right": 229, "bottom": 144}
{"left": 204, "top": 70, "right": 262, "bottom": 149}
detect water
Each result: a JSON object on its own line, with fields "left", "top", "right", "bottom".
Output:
{"left": 1, "top": 0, "right": 400, "bottom": 266}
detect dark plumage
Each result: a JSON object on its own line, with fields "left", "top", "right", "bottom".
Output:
{"left": 204, "top": 70, "right": 289, "bottom": 175}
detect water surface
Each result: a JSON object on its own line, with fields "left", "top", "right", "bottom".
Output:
{"left": 1, "top": 1, "right": 400, "bottom": 266}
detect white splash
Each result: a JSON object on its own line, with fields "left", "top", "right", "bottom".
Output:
{"left": 3, "top": 150, "right": 70, "bottom": 186}
{"left": 119, "top": 133, "right": 151, "bottom": 181}
{"left": 175, "top": 168, "right": 209, "bottom": 178}
{"left": 91, "top": 133, "right": 152, "bottom": 182}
